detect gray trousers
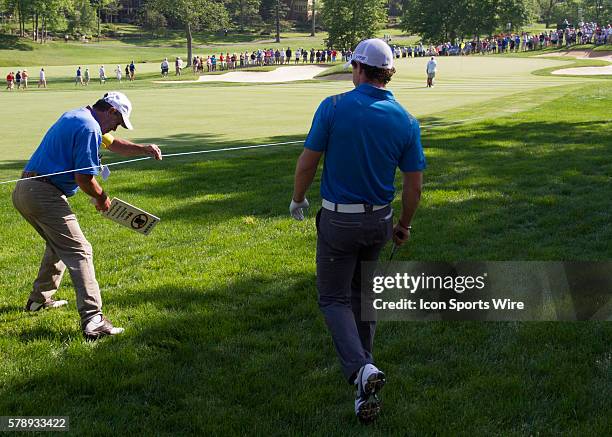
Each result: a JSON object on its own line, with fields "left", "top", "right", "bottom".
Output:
{"left": 316, "top": 206, "right": 393, "bottom": 382}
{"left": 12, "top": 180, "right": 103, "bottom": 324}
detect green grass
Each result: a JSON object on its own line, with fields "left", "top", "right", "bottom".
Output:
{"left": 315, "top": 63, "right": 350, "bottom": 78}
{"left": 593, "top": 44, "right": 612, "bottom": 52}
{"left": 0, "top": 27, "right": 413, "bottom": 70}
{"left": 0, "top": 57, "right": 592, "bottom": 161}
{"left": 0, "top": 50, "right": 611, "bottom": 434}
{"left": 522, "top": 23, "right": 557, "bottom": 34}
{"left": 0, "top": 32, "right": 332, "bottom": 69}
{"left": 487, "top": 44, "right": 611, "bottom": 60}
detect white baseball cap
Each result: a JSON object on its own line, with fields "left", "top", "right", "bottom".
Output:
{"left": 103, "top": 91, "right": 133, "bottom": 130}
{"left": 344, "top": 38, "right": 394, "bottom": 70}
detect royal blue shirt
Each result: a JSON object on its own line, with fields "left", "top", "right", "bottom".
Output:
{"left": 304, "top": 83, "right": 426, "bottom": 205}
{"left": 25, "top": 108, "right": 102, "bottom": 196}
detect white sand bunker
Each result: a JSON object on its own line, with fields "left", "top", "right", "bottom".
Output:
{"left": 536, "top": 50, "right": 612, "bottom": 75}
{"left": 536, "top": 50, "right": 612, "bottom": 61}
{"left": 552, "top": 64, "right": 612, "bottom": 75}
{"left": 156, "top": 65, "right": 329, "bottom": 84}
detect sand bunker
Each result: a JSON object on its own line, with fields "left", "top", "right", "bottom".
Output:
{"left": 156, "top": 65, "right": 329, "bottom": 84}
{"left": 551, "top": 64, "right": 612, "bottom": 75}
{"left": 536, "top": 49, "right": 612, "bottom": 75}
{"left": 536, "top": 50, "right": 612, "bottom": 61}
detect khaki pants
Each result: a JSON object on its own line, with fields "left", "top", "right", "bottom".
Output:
{"left": 12, "top": 180, "right": 102, "bottom": 324}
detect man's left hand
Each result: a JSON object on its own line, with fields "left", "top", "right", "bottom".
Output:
{"left": 144, "top": 144, "right": 162, "bottom": 160}
{"left": 289, "top": 198, "right": 309, "bottom": 221}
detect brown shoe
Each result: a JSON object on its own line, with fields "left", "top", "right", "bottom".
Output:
{"left": 25, "top": 298, "right": 68, "bottom": 312}
{"left": 82, "top": 315, "right": 124, "bottom": 341}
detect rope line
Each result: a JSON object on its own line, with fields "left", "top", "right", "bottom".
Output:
{"left": 0, "top": 140, "right": 305, "bottom": 185}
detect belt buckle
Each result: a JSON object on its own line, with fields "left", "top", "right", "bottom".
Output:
{"left": 364, "top": 204, "right": 373, "bottom": 213}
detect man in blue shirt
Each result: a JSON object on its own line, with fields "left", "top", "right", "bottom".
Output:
{"left": 75, "top": 66, "right": 83, "bottom": 86}
{"left": 129, "top": 61, "right": 136, "bottom": 81}
{"left": 13, "top": 92, "right": 162, "bottom": 340}
{"left": 289, "top": 38, "right": 426, "bottom": 423}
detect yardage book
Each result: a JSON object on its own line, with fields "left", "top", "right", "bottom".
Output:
{"left": 101, "top": 198, "right": 160, "bottom": 236}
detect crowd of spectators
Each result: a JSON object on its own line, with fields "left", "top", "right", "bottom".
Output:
{"left": 178, "top": 47, "right": 354, "bottom": 75}
{"left": 390, "top": 21, "right": 611, "bottom": 57}
{"left": 6, "top": 21, "right": 610, "bottom": 88}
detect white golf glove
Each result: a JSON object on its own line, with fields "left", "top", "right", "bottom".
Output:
{"left": 289, "top": 198, "right": 309, "bottom": 221}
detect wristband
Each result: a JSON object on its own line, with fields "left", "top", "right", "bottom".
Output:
{"left": 98, "top": 191, "right": 108, "bottom": 202}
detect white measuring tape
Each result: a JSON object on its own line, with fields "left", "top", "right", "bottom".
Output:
{"left": 0, "top": 140, "right": 305, "bottom": 185}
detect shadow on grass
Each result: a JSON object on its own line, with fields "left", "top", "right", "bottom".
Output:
{"left": 1, "top": 112, "right": 611, "bottom": 433}
{"left": 0, "top": 34, "right": 32, "bottom": 51}
{"left": 1, "top": 275, "right": 342, "bottom": 434}
{"left": 0, "top": 160, "right": 27, "bottom": 171}
{"left": 110, "top": 133, "right": 306, "bottom": 224}
{"left": 0, "top": 304, "right": 23, "bottom": 315}
{"left": 424, "top": 120, "right": 611, "bottom": 192}
{"left": 106, "top": 119, "right": 610, "bottom": 260}
{"left": 2, "top": 114, "right": 610, "bottom": 259}
{"left": 407, "top": 118, "right": 612, "bottom": 260}
{"left": 0, "top": 160, "right": 28, "bottom": 185}
{"left": 2, "top": 280, "right": 610, "bottom": 434}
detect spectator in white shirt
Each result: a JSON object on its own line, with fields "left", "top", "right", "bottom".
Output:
{"left": 426, "top": 57, "right": 437, "bottom": 87}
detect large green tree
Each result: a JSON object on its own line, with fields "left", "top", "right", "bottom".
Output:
{"left": 401, "top": 0, "right": 534, "bottom": 43}
{"left": 31, "top": 0, "right": 70, "bottom": 41}
{"left": 400, "top": 0, "right": 470, "bottom": 42}
{"left": 3, "top": 0, "right": 68, "bottom": 38}
{"left": 226, "top": 0, "right": 261, "bottom": 31}
{"left": 583, "top": 0, "right": 611, "bottom": 23}
{"left": 102, "top": 0, "right": 121, "bottom": 24}
{"left": 321, "top": 0, "right": 387, "bottom": 49}
{"left": 549, "top": 0, "right": 581, "bottom": 24}
{"left": 259, "top": 0, "right": 288, "bottom": 26}
{"left": 460, "top": 0, "right": 500, "bottom": 38}
{"left": 8, "top": 0, "right": 33, "bottom": 36}
{"left": 497, "top": 0, "right": 532, "bottom": 31}
{"left": 148, "top": 0, "right": 229, "bottom": 66}
{"left": 536, "top": 0, "right": 564, "bottom": 27}
{"left": 66, "top": 0, "right": 97, "bottom": 35}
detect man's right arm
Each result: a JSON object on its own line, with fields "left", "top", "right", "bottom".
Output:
{"left": 75, "top": 173, "right": 110, "bottom": 212}
{"left": 394, "top": 171, "right": 423, "bottom": 246}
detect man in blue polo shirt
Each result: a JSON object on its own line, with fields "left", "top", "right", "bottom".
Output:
{"left": 289, "top": 38, "right": 425, "bottom": 423}
{"left": 13, "top": 92, "right": 162, "bottom": 340}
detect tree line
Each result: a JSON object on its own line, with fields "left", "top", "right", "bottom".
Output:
{"left": 401, "top": 0, "right": 610, "bottom": 44}
{"left": 0, "top": 0, "right": 608, "bottom": 56}
{"left": 0, "top": 0, "right": 297, "bottom": 40}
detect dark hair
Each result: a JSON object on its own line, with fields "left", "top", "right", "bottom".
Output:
{"left": 92, "top": 97, "right": 112, "bottom": 111}
{"left": 352, "top": 61, "right": 396, "bottom": 85}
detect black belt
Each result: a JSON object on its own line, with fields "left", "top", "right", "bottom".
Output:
{"left": 21, "top": 171, "right": 55, "bottom": 186}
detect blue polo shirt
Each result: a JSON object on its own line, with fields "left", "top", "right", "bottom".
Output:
{"left": 304, "top": 83, "right": 426, "bottom": 205}
{"left": 25, "top": 108, "right": 102, "bottom": 196}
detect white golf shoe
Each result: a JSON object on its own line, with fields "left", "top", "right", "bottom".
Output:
{"left": 82, "top": 314, "right": 124, "bottom": 341}
{"left": 354, "top": 363, "right": 386, "bottom": 424}
{"left": 25, "top": 298, "right": 68, "bottom": 311}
